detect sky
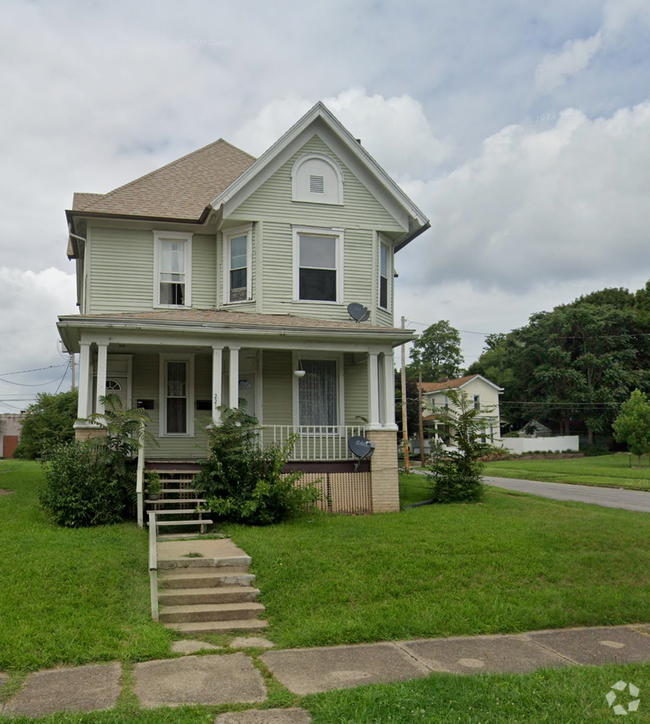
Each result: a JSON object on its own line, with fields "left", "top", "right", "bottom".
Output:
{"left": 2, "top": 0, "right": 650, "bottom": 410}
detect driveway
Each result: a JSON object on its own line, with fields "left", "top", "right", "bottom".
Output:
{"left": 485, "top": 476, "right": 650, "bottom": 513}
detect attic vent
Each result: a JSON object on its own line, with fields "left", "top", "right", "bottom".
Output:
{"left": 310, "top": 175, "right": 324, "bottom": 194}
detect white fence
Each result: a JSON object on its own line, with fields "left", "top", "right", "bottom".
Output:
{"left": 497, "top": 436, "right": 580, "bottom": 454}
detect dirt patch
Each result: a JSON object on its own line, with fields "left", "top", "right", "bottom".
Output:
{"left": 0, "top": 489, "right": 14, "bottom": 496}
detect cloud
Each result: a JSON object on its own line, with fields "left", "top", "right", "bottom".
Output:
{"left": 231, "top": 88, "right": 450, "bottom": 180}
{"left": 398, "top": 100, "right": 650, "bottom": 293}
{"left": 535, "top": 0, "right": 650, "bottom": 94}
{"left": 0, "top": 268, "right": 77, "bottom": 410}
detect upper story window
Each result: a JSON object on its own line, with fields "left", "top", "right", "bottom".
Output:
{"left": 223, "top": 224, "right": 253, "bottom": 304}
{"left": 379, "top": 241, "right": 391, "bottom": 310}
{"left": 291, "top": 153, "right": 344, "bottom": 205}
{"left": 293, "top": 226, "right": 344, "bottom": 303}
{"left": 474, "top": 395, "right": 481, "bottom": 410}
{"left": 154, "top": 231, "right": 192, "bottom": 307}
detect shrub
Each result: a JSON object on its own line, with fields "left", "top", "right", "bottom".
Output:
{"left": 14, "top": 390, "right": 78, "bottom": 459}
{"left": 39, "top": 441, "right": 126, "bottom": 527}
{"left": 194, "top": 407, "right": 321, "bottom": 525}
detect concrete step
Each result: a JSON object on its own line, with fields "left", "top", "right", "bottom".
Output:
{"left": 157, "top": 554, "right": 251, "bottom": 571}
{"left": 160, "top": 602, "right": 265, "bottom": 623}
{"left": 159, "top": 570, "right": 255, "bottom": 588}
{"left": 158, "top": 585, "right": 260, "bottom": 606}
{"left": 156, "top": 519, "right": 213, "bottom": 527}
{"left": 163, "top": 619, "right": 269, "bottom": 634}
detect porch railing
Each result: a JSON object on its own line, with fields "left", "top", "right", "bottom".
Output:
{"left": 148, "top": 511, "right": 158, "bottom": 621}
{"left": 136, "top": 421, "right": 145, "bottom": 528}
{"left": 264, "top": 425, "right": 366, "bottom": 461}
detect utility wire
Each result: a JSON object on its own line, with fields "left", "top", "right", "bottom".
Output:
{"left": 54, "top": 360, "right": 71, "bottom": 394}
{"left": 0, "top": 364, "right": 66, "bottom": 377}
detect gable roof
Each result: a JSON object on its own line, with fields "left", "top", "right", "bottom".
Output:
{"left": 70, "top": 140, "right": 256, "bottom": 221}
{"left": 210, "top": 102, "right": 429, "bottom": 250}
{"left": 420, "top": 374, "right": 504, "bottom": 394}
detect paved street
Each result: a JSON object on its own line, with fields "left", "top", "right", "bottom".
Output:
{"left": 485, "top": 476, "right": 650, "bottom": 513}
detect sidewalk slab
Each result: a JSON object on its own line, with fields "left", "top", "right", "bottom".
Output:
{"left": 526, "top": 626, "right": 650, "bottom": 665}
{"left": 214, "top": 708, "right": 311, "bottom": 723}
{"left": 261, "top": 643, "right": 429, "bottom": 695}
{"left": 134, "top": 653, "right": 266, "bottom": 708}
{"left": 3, "top": 663, "right": 121, "bottom": 718}
{"left": 400, "top": 634, "right": 570, "bottom": 675}
{"left": 171, "top": 639, "right": 222, "bottom": 654}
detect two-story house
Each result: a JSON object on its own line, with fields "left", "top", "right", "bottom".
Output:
{"left": 57, "top": 102, "right": 430, "bottom": 514}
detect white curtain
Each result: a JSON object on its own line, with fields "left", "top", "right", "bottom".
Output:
{"left": 299, "top": 360, "right": 337, "bottom": 426}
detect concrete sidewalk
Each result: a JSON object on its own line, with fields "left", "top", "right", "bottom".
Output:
{"left": 2, "top": 624, "right": 650, "bottom": 717}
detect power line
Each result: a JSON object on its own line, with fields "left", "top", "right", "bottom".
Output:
{"left": 0, "top": 364, "right": 66, "bottom": 377}
{"left": 54, "top": 360, "right": 71, "bottom": 394}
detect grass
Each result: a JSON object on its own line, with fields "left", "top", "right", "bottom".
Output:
{"left": 0, "top": 460, "right": 171, "bottom": 672}
{"left": 484, "top": 452, "right": 650, "bottom": 491}
{"left": 222, "top": 472, "right": 650, "bottom": 649}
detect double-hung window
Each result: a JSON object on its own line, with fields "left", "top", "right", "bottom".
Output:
{"left": 294, "top": 227, "right": 343, "bottom": 303}
{"left": 154, "top": 232, "right": 192, "bottom": 307}
{"left": 160, "top": 356, "right": 194, "bottom": 436}
{"left": 223, "top": 225, "right": 252, "bottom": 303}
{"left": 298, "top": 359, "right": 339, "bottom": 427}
{"left": 379, "top": 242, "right": 391, "bottom": 310}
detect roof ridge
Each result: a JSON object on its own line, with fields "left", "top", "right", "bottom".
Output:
{"left": 81, "top": 139, "right": 256, "bottom": 212}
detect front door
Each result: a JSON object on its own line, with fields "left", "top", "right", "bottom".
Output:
{"left": 105, "top": 378, "right": 129, "bottom": 408}
{"left": 238, "top": 374, "right": 256, "bottom": 418}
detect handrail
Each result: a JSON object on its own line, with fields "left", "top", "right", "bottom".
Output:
{"left": 148, "top": 511, "right": 158, "bottom": 622}
{"left": 136, "top": 421, "right": 145, "bottom": 528}
{"left": 265, "top": 425, "right": 366, "bottom": 460}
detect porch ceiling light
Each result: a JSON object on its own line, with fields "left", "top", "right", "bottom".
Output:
{"left": 294, "top": 357, "right": 306, "bottom": 378}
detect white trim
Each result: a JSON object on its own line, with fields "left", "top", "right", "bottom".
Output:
{"left": 378, "top": 236, "right": 392, "bottom": 312}
{"left": 77, "top": 341, "right": 91, "bottom": 419}
{"left": 153, "top": 231, "right": 193, "bottom": 308}
{"left": 291, "top": 152, "right": 344, "bottom": 205}
{"left": 256, "top": 351, "right": 264, "bottom": 424}
{"left": 222, "top": 224, "right": 253, "bottom": 305}
{"left": 96, "top": 343, "right": 108, "bottom": 416}
{"left": 159, "top": 353, "right": 195, "bottom": 437}
{"left": 292, "top": 351, "right": 345, "bottom": 427}
{"left": 292, "top": 225, "right": 344, "bottom": 304}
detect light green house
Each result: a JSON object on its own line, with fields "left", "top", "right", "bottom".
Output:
{"left": 58, "top": 102, "right": 430, "bottom": 513}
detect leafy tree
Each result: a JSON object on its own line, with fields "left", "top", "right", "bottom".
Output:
{"left": 613, "top": 389, "right": 650, "bottom": 462}
{"left": 409, "top": 320, "right": 463, "bottom": 382}
{"left": 427, "top": 390, "right": 488, "bottom": 503}
{"left": 14, "top": 390, "right": 78, "bottom": 459}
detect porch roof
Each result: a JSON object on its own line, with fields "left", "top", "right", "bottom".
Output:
{"left": 57, "top": 308, "right": 416, "bottom": 351}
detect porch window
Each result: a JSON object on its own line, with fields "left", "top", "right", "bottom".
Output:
{"left": 224, "top": 225, "right": 252, "bottom": 303}
{"left": 379, "top": 242, "right": 390, "bottom": 310}
{"left": 294, "top": 227, "right": 343, "bottom": 303}
{"left": 166, "top": 361, "right": 187, "bottom": 434}
{"left": 298, "top": 360, "right": 338, "bottom": 426}
{"left": 154, "top": 232, "right": 192, "bottom": 307}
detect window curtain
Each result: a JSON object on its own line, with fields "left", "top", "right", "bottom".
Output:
{"left": 166, "top": 361, "right": 187, "bottom": 433}
{"left": 299, "top": 360, "right": 337, "bottom": 426}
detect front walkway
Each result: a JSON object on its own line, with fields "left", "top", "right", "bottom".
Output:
{"left": 2, "top": 624, "right": 650, "bottom": 717}
{"left": 485, "top": 476, "right": 650, "bottom": 512}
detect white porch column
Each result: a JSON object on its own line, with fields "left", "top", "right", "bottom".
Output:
{"left": 367, "top": 351, "right": 381, "bottom": 430}
{"left": 96, "top": 343, "right": 108, "bottom": 416}
{"left": 77, "top": 342, "right": 91, "bottom": 419}
{"left": 212, "top": 345, "right": 223, "bottom": 423}
{"left": 382, "top": 349, "right": 398, "bottom": 430}
{"left": 228, "top": 346, "right": 240, "bottom": 409}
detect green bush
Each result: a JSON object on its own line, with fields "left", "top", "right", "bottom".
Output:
{"left": 194, "top": 407, "right": 321, "bottom": 525}
{"left": 14, "top": 390, "right": 78, "bottom": 459}
{"left": 39, "top": 441, "right": 126, "bottom": 527}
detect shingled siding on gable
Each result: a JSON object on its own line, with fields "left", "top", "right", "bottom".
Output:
{"left": 87, "top": 227, "right": 217, "bottom": 314}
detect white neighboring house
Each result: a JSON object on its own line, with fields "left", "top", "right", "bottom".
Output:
{"left": 420, "top": 374, "right": 503, "bottom": 444}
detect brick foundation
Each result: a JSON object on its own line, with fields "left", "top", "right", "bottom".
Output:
{"left": 366, "top": 429, "right": 400, "bottom": 513}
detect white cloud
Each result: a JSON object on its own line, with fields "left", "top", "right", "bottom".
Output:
{"left": 0, "top": 268, "right": 77, "bottom": 410}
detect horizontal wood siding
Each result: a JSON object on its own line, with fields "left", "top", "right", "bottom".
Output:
{"left": 233, "top": 135, "right": 403, "bottom": 231}
{"left": 260, "top": 222, "right": 294, "bottom": 316}
{"left": 344, "top": 353, "right": 368, "bottom": 425}
{"left": 262, "top": 350, "right": 293, "bottom": 425}
{"left": 88, "top": 226, "right": 154, "bottom": 313}
{"left": 192, "top": 234, "right": 216, "bottom": 309}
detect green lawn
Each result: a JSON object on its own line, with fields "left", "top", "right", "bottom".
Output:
{"left": 223, "top": 473, "right": 650, "bottom": 649}
{"left": 0, "top": 460, "right": 171, "bottom": 672}
{"left": 484, "top": 453, "right": 650, "bottom": 491}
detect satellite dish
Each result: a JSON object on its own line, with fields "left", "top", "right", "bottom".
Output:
{"left": 347, "top": 302, "right": 370, "bottom": 323}
{"left": 348, "top": 436, "right": 376, "bottom": 470}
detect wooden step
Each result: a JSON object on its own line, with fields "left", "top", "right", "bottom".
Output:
{"left": 164, "top": 619, "right": 268, "bottom": 634}
{"left": 156, "top": 519, "right": 214, "bottom": 527}
{"left": 159, "top": 586, "right": 259, "bottom": 606}
{"left": 151, "top": 509, "right": 207, "bottom": 516}
{"left": 147, "top": 498, "right": 206, "bottom": 505}
{"left": 155, "top": 488, "right": 201, "bottom": 494}
{"left": 160, "top": 602, "right": 265, "bottom": 623}
{"left": 159, "top": 570, "right": 256, "bottom": 588}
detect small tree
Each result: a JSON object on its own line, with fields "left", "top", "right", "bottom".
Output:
{"left": 427, "top": 390, "right": 489, "bottom": 503}
{"left": 194, "top": 407, "right": 321, "bottom": 525}
{"left": 613, "top": 389, "right": 650, "bottom": 464}
{"left": 14, "top": 390, "right": 78, "bottom": 459}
